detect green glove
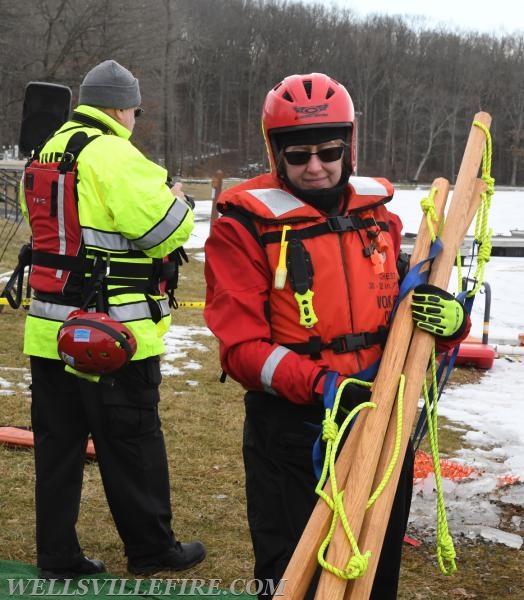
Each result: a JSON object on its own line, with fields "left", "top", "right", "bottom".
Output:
{"left": 411, "top": 284, "right": 466, "bottom": 339}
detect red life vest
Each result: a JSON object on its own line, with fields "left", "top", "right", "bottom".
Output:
{"left": 22, "top": 128, "right": 183, "bottom": 316}
{"left": 23, "top": 131, "right": 98, "bottom": 298}
{"left": 218, "top": 174, "right": 400, "bottom": 376}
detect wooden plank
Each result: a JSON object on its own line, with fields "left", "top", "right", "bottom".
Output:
{"left": 344, "top": 178, "right": 487, "bottom": 600}
{"left": 316, "top": 112, "right": 491, "bottom": 600}
{"left": 279, "top": 177, "right": 449, "bottom": 599}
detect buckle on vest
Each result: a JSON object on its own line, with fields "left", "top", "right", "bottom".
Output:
{"left": 327, "top": 216, "right": 358, "bottom": 233}
{"left": 331, "top": 333, "right": 370, "bottom": 354}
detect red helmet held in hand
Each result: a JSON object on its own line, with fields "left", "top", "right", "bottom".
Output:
{"left": 262, "top": 72, "right": 356, "bottom": 175}
{"left": 57, "top": 310, "right": 137, "bottom": 374}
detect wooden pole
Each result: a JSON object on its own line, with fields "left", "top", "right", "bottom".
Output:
{"left": 279, "top": 177, "right": 449, "bottom": 599}
{"left": 344, "top": 178, "right": 487, "bottom": 600}
{"left": 315, "top": 112, "right": 491, "bottom": 600}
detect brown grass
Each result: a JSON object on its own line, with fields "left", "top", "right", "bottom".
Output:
{"left": 0, "top": 215, "right": 522, "bottom": 599}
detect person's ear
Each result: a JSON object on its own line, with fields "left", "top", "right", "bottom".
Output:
{"left": 114, "top": 108, "right": 127, "bottom": 124}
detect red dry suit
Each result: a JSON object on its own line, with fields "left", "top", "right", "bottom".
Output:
{"left": 205, "top": 173, "right": 469, "bottom": 405}
{"left": 205, "top": 173, "right": 404, "bottom": 405}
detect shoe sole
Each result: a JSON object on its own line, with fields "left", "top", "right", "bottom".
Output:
{"left": 40, "top": 569, "right": 106, "bottom": 581}
{"left": 128, "top": 550, "right": 206, "bottom": 576}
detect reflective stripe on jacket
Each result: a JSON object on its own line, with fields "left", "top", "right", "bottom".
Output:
{"left": 20, "top": 105, "right": 194, "bottom": 360}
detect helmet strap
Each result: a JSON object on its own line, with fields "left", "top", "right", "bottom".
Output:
{"left": 60, "top": 317, "right": 133, "bottom": 360}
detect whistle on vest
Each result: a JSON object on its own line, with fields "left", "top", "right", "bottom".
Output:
{"left": 286, "top": 239, "right": 318, "bottom": 328}
{"left": 274, "top": 225, "right": 291, "bottom": 290}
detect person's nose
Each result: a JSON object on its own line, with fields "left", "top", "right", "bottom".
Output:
{"left": 304, "top": 153, "right": 324, "bottom": 171}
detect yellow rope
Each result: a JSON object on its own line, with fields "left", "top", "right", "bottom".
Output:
{"left": 367, "top": 375, "right": 405, "bottom": 508}
{"left": 420, "top": 187, "right": 440, "bottom": 242}
{"left": 315, "top": 376, "right": 405, "bottom": 580}
{"left": 419, "top": 180, "right": 456, "bottom": 572}
{"left": 422, "top": 347, "right": 457, "bottom": 575}
{"left": 417, "top": 120, "right": 494, "bottom": 577}
{"left": 464, "top": 121, "right": 495, "bottom": 296}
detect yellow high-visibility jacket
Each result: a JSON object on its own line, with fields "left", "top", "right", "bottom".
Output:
{"left": 20, "top": 105, "right": 194, "bottom": 360}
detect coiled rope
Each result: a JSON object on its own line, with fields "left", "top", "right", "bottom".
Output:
{"left": 315, "top": 376, "right": 405, "bottom": 580}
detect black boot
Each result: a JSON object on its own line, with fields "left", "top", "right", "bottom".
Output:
{"left": 40, "top": 556, "right": 106, "bottom": 580}
{"left": 127, "top": 540, "right": 206, "bottom": 575}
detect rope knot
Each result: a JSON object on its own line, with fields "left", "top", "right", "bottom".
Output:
{"left": 343, "top": 551, "right": 371, "bottom": 579}
{"left": 439, "top": 533, "right": 456, "bottom": 562}
{"left": 322, "top": 418, "right": 339, "bottom": 443}
{"left": 483, "top": 174, "right": 495, "bottom": 197}
{"left": 478, "top": 235, "right": 492, "bottom": 262}
{"left": 420, "top": 195, "right": 436, "bottom": 219}
{"left": 420, "top": 188, "right": 438, "bottom": 240}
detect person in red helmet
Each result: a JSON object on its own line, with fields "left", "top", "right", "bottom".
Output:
{"left": 204, "top": 73, "right": 469, "bottom": 599}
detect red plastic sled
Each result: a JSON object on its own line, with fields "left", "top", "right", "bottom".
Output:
{"left": 0, "top": 426, "right": 96, "bottom": 458}
{"left": 448, "top": 340, "right": 496, "bottom": 370}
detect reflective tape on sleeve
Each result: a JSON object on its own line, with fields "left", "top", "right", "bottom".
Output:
{"left": 131, "top": 199, "right": 190, "bottom": 250}
{"left": 260, "top": 345, "right": 291, "bottom": 393}
{"left": 82, "top": 227, "right": 139, "bottom": 252}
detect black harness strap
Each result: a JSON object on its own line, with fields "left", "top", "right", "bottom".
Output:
{"left": 284, "top": 327, "right": 388, "bottom": 359}
{"left": 31, "top": 250, "right": 86, "bottom": 272}
{"left": 91, "top": 259, "right": 156, "bottom": 279}
{"left": 30, "top": 253, "right": 158, "bottom": 284}
{"left": 71, "top": 111, "right": 115, "bottom": 135}
{"left": 223, "top": 210, "right": 265, "bottom": 247}
{"left": 260, "top": 216, "right": 389, "bottom": 246}
{"left": 57, "top": 130, "right": 99, "bottom": 173}
{"left": 0, "top": 243, "right": 32, "bottom": 309}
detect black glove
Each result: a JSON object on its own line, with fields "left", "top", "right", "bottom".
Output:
{"left": 183, "top": 194, "right": 196, "bottom": 210}
{"left": 315, "top": 371, "right": 372, "bottom": 412}
{"left": 412, "top": 284, "right": 467, "bottom": 339}
{"left": 339, "top": 382, "right": 372, "bottom": 413}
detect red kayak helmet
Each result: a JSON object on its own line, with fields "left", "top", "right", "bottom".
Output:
{"left": 57, "top": 310, "right": 137, "bottom": 374}
{"left": 262, "top": 72, "right": 356, "bottom": 175}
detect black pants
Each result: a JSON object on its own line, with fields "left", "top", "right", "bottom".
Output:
{"left": 30, "top": 356, "right": 175, "bottom": 569}
{"left": 242, "top": 391, "right": 414, "bottom": 600}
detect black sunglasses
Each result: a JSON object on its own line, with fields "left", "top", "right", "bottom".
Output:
{"left": 283, "top": 144, "right": 345, "bottom": 166}
{"left": 134, "top": 107, "right": 144, "bottom": 118}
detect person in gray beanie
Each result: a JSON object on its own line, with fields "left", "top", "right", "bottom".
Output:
{"left": 79, "top": 59, "right": 141, "bottom": 108}
{"left": 20, "top": 59, "right": 205, "bottom": 579}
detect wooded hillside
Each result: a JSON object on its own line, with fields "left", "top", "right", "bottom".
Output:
{"left": 1, "top": 0, "right": 523, "bottom": 184}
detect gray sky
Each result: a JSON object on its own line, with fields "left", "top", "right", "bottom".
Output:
{"left": 297, "top": 0, "right": 523, "bottom": 35}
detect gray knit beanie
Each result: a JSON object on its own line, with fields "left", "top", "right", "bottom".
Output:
{"left": 79, "top": 60, "right": 141, "bottom": 109}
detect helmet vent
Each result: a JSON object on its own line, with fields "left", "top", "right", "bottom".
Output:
{"left": 326, "top": 87, "right": 335, "bottom": 99}
{"left": 302, "top": 79, "right": 312, "bottom": 99}
{"left": 282, "top": 91, "right": 293, "bottom": 102}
